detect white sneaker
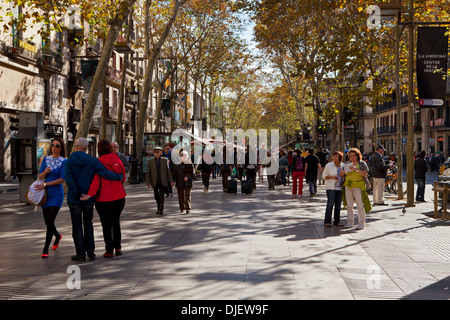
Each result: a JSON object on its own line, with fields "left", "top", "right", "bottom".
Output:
{"left": 343, "top": 224, "right": 354, "bottom": 229}
{"left": 356, "top": 224, "right": 365, "bottom": 230}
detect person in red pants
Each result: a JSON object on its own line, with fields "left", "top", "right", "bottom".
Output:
{"left": 291, "top": 150, "right": 305, "bottom": 196}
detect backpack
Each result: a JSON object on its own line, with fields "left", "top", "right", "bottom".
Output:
{"left": 294, "top": 156, "right": 303, "bottom": 171}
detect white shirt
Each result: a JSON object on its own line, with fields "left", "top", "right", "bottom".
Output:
{"left": 322, "top": 161, "right": 344, "bottom": 190}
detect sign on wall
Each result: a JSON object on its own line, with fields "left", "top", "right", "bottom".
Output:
{"left": 417, "top": 27, "right": 448, "bottom": 107}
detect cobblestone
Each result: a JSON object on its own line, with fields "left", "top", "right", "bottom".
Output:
{"left": 0, "top": 176, "right": 449, "bottom": 301}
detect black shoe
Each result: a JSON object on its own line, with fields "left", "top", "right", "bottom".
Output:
{"left": 87, "top": 251, "right": 96, "bottom": 259}
{"left": 71, "top": 255, "right": 86, "bottom": 261}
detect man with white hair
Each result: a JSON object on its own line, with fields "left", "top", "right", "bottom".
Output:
{"left": 112, "top": 142, "right": 130, "bottom": 173}
{"left": 65, "top": 137, "right": 124, "bottom": 261}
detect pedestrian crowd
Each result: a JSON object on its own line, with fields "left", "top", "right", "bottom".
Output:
{"left": 32, "top": 137, "right": 433, "bottom": 261}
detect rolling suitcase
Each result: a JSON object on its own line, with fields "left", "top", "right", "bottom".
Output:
{"left": 275, "top": 172, "right": 283, "bottom": 185}
{"left": 227, "top": 178, "right": 238, "bottom": 193}
{"left": 241, "top": 180, "right": 253, "bottom": 194}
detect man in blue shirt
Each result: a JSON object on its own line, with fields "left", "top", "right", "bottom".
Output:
{"left": 65, "top": 137, "right": 123, "bottom": 261}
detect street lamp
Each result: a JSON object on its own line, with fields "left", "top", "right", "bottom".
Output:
{"left": 128, "top": 83, "right": 139, "bottom": 184}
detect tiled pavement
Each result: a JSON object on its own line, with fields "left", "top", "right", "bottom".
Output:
{"left": 0, "top": 175, "right": 449, "bottom": 301}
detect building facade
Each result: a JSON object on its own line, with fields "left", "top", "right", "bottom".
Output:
{"left": 0, "top": 3, "right": 204, "bottom": 182}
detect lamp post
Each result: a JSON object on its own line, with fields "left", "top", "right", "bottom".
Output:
{"left": 377, "top": 1, "right": 412, "bottom": 205}
{"left": 128, "top": 82, "right": 139, "bottom": 184}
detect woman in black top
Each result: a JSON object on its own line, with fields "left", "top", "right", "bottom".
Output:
{"left": 414, "top": 150, "right": 428, "bottom": 202}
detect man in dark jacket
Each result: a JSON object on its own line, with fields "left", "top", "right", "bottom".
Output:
{"left": 317, "top": 147, "right": 328, "bottom": 185}
{"left": 414, "top": 150, "right": 428, "bottom": 202}
{"left": 304, "top": 149, "right": 322, "bottom": 197}
{"left": 371, "top": 145, "right": 392, "bottom": 205}
{"left": 161, "top": 144, "right": 174, "bottom": 197}
{"left": 65, "top": 138, "right": 124, "bottom": 261}
{"left": 146, "top": 147, "right": 174, "bottom": 215}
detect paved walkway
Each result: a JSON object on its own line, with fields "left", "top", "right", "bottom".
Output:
{"left": 0, "top": 175, "right": 449, "bottom": 300}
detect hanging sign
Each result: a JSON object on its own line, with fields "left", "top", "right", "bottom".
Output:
{"left": 416, "top": 27, "right": 448, "bottom": 107}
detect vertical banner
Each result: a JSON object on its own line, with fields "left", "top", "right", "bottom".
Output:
{"left": 416, "top": 27, "right": 448, "bottom": 108}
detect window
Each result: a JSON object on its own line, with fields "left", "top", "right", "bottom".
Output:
{"left": 44, "top": 80, "right": 50, "bottom": 117}
{"left": 11, "top": 4, "right": 22, "bottom": 47}
{"left": 113, "top": 89, "right": 118, "bottom": 108}
{"left": 58, "top": 88, "right": 63, "bottom": 108}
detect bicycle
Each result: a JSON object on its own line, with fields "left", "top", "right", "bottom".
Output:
{"left": 384, "top": 166, "right": 407, "bottom": 195}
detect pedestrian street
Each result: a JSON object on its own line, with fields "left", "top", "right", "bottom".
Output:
{"left": 0, "top": 177, "right": 449, "bottom": 301}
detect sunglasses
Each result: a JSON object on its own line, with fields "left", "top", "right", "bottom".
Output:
{"left": 51, "top": 144, "right": 61, "bottom": 148}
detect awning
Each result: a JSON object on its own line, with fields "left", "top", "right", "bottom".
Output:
{"left": 279, "top": 140, "right": 296, "bottom": 149}
{"left": 14, "top": 127, "right": 36, "bottom": 139}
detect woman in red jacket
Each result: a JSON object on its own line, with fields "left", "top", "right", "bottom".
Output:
{"left": 80, "top": 140, "right": 126, "bottom": 258}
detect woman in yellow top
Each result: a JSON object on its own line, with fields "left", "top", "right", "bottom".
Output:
{"left": 340, "top": 148, "right": 372, "bottom": 230}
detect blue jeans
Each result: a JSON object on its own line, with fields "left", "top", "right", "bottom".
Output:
{"left": 415, "top": 178, "right": 426, "bottom": 201}
{"left": 308, "top": 179, "right": 317, "bottom": 195}
{"left": 68, "top": 202, "right": 95, "bottom": 257}
{"left": 325, "top": 190, "right": 342, "bottom": 225}
{"left": 279, "top": 168, "right": 287, "bottom": 185}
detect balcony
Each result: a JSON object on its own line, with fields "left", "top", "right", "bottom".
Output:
{"left": 430, "top": 118, "right": 450, "bottom": 129}
{"left": 377, "top": 126, "right": 396, "bottom": 135}
{"left": 375, "top": 96, "right": 408, "bottom": 113}
{"left": 38, "top": 48, "right": 63, "bottom": 72}
{"left": 106, "top": 66, "right": 123, "bottom": 83}
{"left": 0, "top": 40, "right": 8, "bottom": 52}
{"left": 68, "top": 72, "right": 83, "bottom": 93}
{"left": 3, "top": 39, "right": 38, "bottom": 63}
{"left": 126, "top": 60, "right": 136, "bottom": 73}
{"left": 68, "top": 107, "right": 81, "bottom": 124}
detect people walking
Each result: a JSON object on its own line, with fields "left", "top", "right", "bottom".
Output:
{"left": 146, "top": 146, "right": 174, "bottom": 215}
{"left": 291, "top": 149, "right": 305, "bottom": 196}
{"left": 304, "top": 149, "right": 322, "bottom": 197}
{"left": 220, "top": 147, "right": 232, "bottom": 192}
{"left": 80, "top": 140, "right": 126, "bottom": 258}
{"left": 279, "top": 151, "right": 289, "bottom": 186}
{"left": 111, "top": 142, "right": 130, "bottom": 174}
{"left": 371, "top": 145, "right": 392, "bottom": 206}
{"left": 414, "top": 150, "right": 428, "bottom": 202}
{"left": 265, "top": 152, "right": 276, "bottom": 190}
{"left": 317, "top": 147, "right": 328, "bottom": 185}
{"left": 35, "top": 138, "right": 66, "bottom": 258}
{"left": 244, "top": 147, "right": 258, "bottom": 190}
{"left": 198, "top": 153, "right": 213, "bottom": 192}
{"left": 172, "top": 151, "right": 195, "bottom": 214}
{"left": 286, "top": 150, "right": 293, "bottom": 184}
{"left": 162, "top": 144, "right": 174, "bottom": 197}
{"left": 341, "top": 148, "right": 372, "bottom": 230}
{"left": 64, "top": 137, "right": 124, "bottom": 261}
{"left": 322, "top": 151, "right": 344, "bottom": 227}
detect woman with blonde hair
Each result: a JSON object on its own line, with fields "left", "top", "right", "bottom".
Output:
{"left": 340, "top": 148, "right": 372, "bottom": 230}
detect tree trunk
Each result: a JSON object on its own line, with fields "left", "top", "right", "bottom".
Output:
{"left": 116, "top": 12, "right": 134, "bottom": 149}
{"left": 137, "top": 0, "right": 186, "bottom": 159}
{"left": 74, "top": 0, "right": 136, "bottom": 149}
